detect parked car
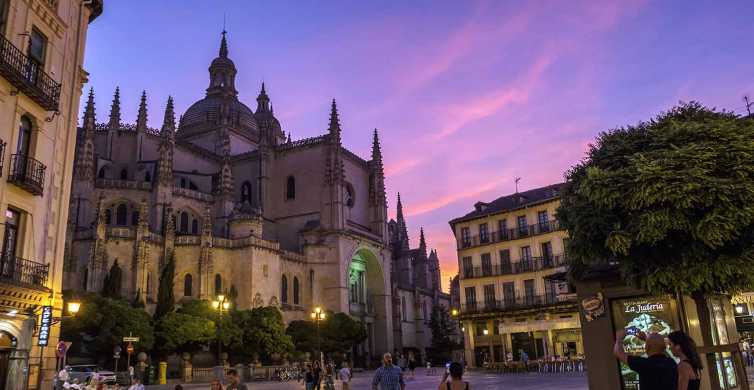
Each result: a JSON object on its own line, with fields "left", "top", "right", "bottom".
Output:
{"left": 67, "top": 365, "right": 117, "bottom": 384}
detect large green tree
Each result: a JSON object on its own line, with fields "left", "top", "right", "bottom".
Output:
{"left": 558, "top": 102, "right": 754, "bottom": 377}
{"left": 232, "top": 307, "right": 293, "bottom": 362}
{"left": 154, "top": 254, "right": 176, "bottom": 319}
{"left": 427, "top": 305, "right": 458, "bottom": 364}
{"left": 178, "top": 299, "right": 242, "bottom": 354}
{"left": 287, "top": 312, "right": 366, "bottom": 357}
{"left": 154, "top": 312, "right": 215, "bottom": 355}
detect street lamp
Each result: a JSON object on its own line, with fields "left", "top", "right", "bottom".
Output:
{"left": 212, "top": 295, "right": 231, "bottom": 366}
{"left": 311, "top": 306, "right": 326, "bottom": 368}
{"left": 67, "top": 300, "right": 81, "bottom": 315}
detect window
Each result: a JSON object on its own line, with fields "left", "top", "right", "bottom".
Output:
{"left": 241, "top": 181, "right": 252, "bottom": 203}
{"left": 286, "top": 176, "right": 295, "bottom": 200}
{"left": 180, "top": 178, "right": 186, "bottom": 188}
{"left": 520, "top": 246, "right": 532, "bottom": 271}
{"left": 0, "top": 0, "right": 9, "bottom": 35}
{"left": 309, "top": 269, "right": 314, "bottom": 300}
{"left": 464, "top": 287, "right": 477, "bottom": 310}
{"left": 503, "top": 282, "right": 515, "bottom": 305}
{"left": 541, "top": 242, "right": 553, "bottom": 266}
{"left": 105, "top": 209, "right": 112, "bottom": 225}
{"left": 281, "top": 275, "right": 288, "bottom": 304}
{"left": 460, "top": 227, "right": 470, "bottom": 247}
{"left": 144, "top": 171, "right": 151, "bottom": 182}
{"left": 498, "top": 219, "right": 508, "bottom": 240}
{"left": 479, "top": 223, "right": 489, "bottom": 243}
{"left": 179, "top": 212, "right": 188, "bottom": 233}
{"left": 28, "top": 28, "right": 47, "bottom": 66}
{"left": 293, "top": 277, "right": 300, "bottom": 305}
{"left": 475, "top": 322, "right": 485, "bottom": 337}
{"left": 191, "top": 219, "right": 198, "bottom": 234}
{"left": 116, "top": 204, "right": 127, "bottom": 226}
{"left": 500, "top": 249, "right": 512, "bottom": 274}
{"left": 214, "top": 274, "right": 222, "bottom": 295}
{"left": 538, "top": 210, "right": 549, "bottom": 232}
{"left": 2, "top": 208, "right": 21, "bottom": 260}
{"left": 481, "top": 253, "right": 492, "bottom": 277}
{"left": 462, "top": 256, "right": 473, "bottom": 278}
{"left": 401, "top": 296, "right": 407, "bottom": 321}
{"left": 120, "top": 169, "right": 128, "bottom": 180}
{"left": 483, "top": 284, "right": 495, "bottom": 309}
{"left": 131, "top": 211, "right": 139, "bottom": 226}
{"left": 345, "top": 183, "right": 355, "bottom": 207}
{"left": 184, "top": 274, "right": 192, "bottom": 297}
{"left": 516, "top": 215, "right": 528, "bottom": 236}
{"left": 493, "top": 320, "right": 501, "bottom": 335}
{"left": 146, "top": 273, "right": 153, "bottom": 301}
{"left": 524, "top": 279, "right": 535, "bottom": 303}
{"left": 98, "top": 167, "right": 106, "bottom": 179}
{"left": 17, "top": 116, "right": 32, "bottom": 157}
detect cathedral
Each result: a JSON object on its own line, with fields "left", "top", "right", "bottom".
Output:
{"left": 63, "top": 32, "right": 447, "bottom": 364}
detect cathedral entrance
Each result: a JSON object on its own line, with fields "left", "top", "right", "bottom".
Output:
{"left": 348, "top": 248, "right": 390, "bottom": 367}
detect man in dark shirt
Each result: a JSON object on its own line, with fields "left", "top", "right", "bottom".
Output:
{"left": 614, "top": 329, "right": 678, "bottom": 390}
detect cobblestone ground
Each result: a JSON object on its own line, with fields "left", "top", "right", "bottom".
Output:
{"left": 148, "top": 369, "right": 587, "bottom": 390}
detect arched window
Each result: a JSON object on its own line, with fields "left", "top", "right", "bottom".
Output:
{"left": 144, "top": 171, "right": 151, "bottom": 182}
{"left": 180, "top": 212, "right": 189, "bottom": 233}
{"left": 120, "top": 168, "right": 128, "bottom": 180}
{"left": 180, "top": 178, "right": 186, "bottom": 188}
{"left": 132, "top": 211, "right": 139, "bottom": 225}
{"left": 241, "top": 181, "right": 252, "bottom": 203}
{"left": 281, "top": 275, "right": 288, "bottom": 304}
{"left": 191, "top": 219, "right": 198, "bottom": 234}
{"left": 116, "top": 204, "right": 128, "bottom": 226}
{"left": 293, "top": 277, "right": 300, "bottom": 305}
{"left": 82, "top": 268, "right": 88, "bottom": 290}
{"left": 184, "top": 274, "right": 193, "bottom": 297}
{"left": 17, "top": 116, "right": 32, "bottom": 157}
{"left": 98, "top": 167, "right": 106, "bottom": 179}
{"left": 286, "top": 176, "right": 295, "bottom": 200}
{"left": 105, "top": 209, "right": 112, "bottom": 225}
{"left": 309, "top": 269, "right": 314, "bottom": 300}
{"left": 214, "top": 274, "right": 222, "bottom": 295}
{"left": 345, "top": 183, "right": 355, "bottom": 207}
{"left": 146, "top": 272, "right": 152, "bottom": 300}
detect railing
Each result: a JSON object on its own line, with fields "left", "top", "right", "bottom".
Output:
{"left": 462, "top": 254, "right": 568, "bottom": 279}
{"left": 175, "top": 235, "right": 201, "bottom": 245}
{"left": 0, "top": 34, "right": 61, "bottom": 111}
{"left": 461, "top": 293, "right": 577, "bottom": 315}
{"left": 280, "top": 303, "right": 305, "bottom": 311}
{"left": 213, "top": 235, "right": 280, "bottom": 251}
{"left": 459, "top": 220, "right": 562, "bottom": 249}
{"left": 0, "top": 255, "right": 49, "bottom": 289}
{"left": 95, "top": 178, "right": 151, "bottom": 191}
{"left": 276, "top": 135, "right": 327, "bottom": 152}
{"left": 106, "top": 227, "right": 133, "bottom": 239}
{"left": 8, "top": 154, "right": 45, "bottom": 195}
{"left": 173, "top": 186, "right": 214, "bottom": 202}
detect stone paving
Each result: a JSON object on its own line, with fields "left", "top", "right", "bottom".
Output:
{"left": 147, "top": 369, "right": 587, "bottom": 390}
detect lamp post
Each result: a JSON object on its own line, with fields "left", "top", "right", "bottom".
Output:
{"left": 212, "top": 295, "right": 231, "bottom": 366}
{"left": 310, "top": 306, "right": 326, "bottom": 368}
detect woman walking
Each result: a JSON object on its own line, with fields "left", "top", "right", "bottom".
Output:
{"left": 304, "top": 364, "right": 315, "bottom": 390}
{"left": 438, "top": 362, "right": 469, "bottom": 390}
{"left": 668, "top": 331, "right": 702, "bottom": 390}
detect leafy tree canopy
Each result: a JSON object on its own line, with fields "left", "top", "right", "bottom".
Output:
{"left": 231, "top": 307, "right": 293, "bottom": 361}
{"left": 154, "top": 312, "right": 215, "bottom": 354}
{"left": 558, "top": 102, "right": 754, "bottom": 295}
{"left": 427, "top": 305, "right": 458, "bottom": 364}
{"left": 286, "top": 312, "right": 367, "bottom": 356}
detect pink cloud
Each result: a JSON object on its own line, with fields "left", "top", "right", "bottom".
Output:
{"left": 404, "top": 176, "right": 507, "bottom": 217}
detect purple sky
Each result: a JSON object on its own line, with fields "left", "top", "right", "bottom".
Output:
{"left": 82, "top": 0, "right": 754, "bottom": 291}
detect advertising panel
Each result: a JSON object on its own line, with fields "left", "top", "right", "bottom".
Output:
{"left": 611, "top": 296, "right": 680, "bottom": 390}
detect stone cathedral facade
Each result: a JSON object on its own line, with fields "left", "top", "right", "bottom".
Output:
{"left": 62, "top": 32, "right": 402, "bottom": 362}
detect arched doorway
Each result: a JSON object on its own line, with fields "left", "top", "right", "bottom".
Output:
{"left": 347, "top": 247, "right": 391, "bottom": 367}
{"left": 0, "top": 329, "right": 18, "bottom": 390}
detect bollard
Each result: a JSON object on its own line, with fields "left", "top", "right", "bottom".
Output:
{"left": 159, "top": 362, "right": 167, "bottom": 385}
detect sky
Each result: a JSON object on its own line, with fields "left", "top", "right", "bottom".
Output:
{"left": 81, "top": 1, "right": 754, "bottom": 292}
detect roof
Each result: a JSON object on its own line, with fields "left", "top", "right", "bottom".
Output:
{"left": 449, "top": 183, "right": 564, "bottom": 225}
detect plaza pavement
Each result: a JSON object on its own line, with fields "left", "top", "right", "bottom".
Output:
{"left": 147, "top": 369, "right": 587, "bottom": 390}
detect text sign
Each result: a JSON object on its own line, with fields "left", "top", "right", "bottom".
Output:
{"left": 38, "top": 306, "right": 53, "bottom": 346}
{"left": 123, "top": 336, "right": 139, "bottom": 342}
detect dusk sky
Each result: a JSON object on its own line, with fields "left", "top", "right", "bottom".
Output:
{"left": 82, "top": 1, "right": 754, "bottom": 291}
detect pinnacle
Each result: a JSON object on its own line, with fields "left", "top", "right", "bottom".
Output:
{"left": 219, "top": 30, "right": 228, "bottom": 58}
{"left": 329, "top": 99, "right": 341, "bottom": 134}
{"left": 108, "top": 86, "right": 121, "bottom": 129}
{"left": 161, "top": 96, "right": 176, "bottom": 135}
{"left": 136, "top": 90, "right": 148, "bottom": 129}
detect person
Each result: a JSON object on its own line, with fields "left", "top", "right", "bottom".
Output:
{"left": 127, "top": 378, "right": 143, "bottom": 390}
{"left": 668, "top": 331, "right": 703, "bottom": 390}
{"left": 57, "top": 366, "right": 70, "bottom": 390}
{"left": 408, "top": 354, "right": 416, "bottom": 378}
{"left": 323, "top": 365, "right": 335, "bottom": 390}
{"left": 520, "top": 349, "right": 529, "bottom": 371}
{"left": 372, "top": 353, "right": 406, "bottom": 390}
{"left": 226, "top": 369, "right": 248, "bottom": 390}
{"left": 313, "top": 360, "right": 323, "bottom": 390}
{"left": 438, "top": 362, "right": 468, "bottom": 390}
{"left": 339, "top": 362, "right": 352, "bottom": 390}
{"left": 209, "top": 379, "right": 223, "bottom": 390}
{"left": 304, "top": 364, "right": 316, "bottom": 390}
{"left": 398, "top": 354, "right": 407, "bottom": 372}
{"left": 614, "top": 330, "right": 677, "bottom": 390}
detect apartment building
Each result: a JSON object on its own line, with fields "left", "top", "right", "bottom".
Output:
{"left": 0, "top": 1, "right": 101, "bottom": 389}
{"left": 449, "top": 183, "right": 582, "bottom": 367}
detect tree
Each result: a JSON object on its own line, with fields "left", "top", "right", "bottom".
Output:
{"left": 558, "top": 102, "right": 754, "bottom": 375}
{"left": 286, "top": 312, "right": 367, "bottom": 358}
{"left": 427, "top": 305, "right": 457, "bottom": 364}
{"left": 154, "top": 312, "right": 215, "bottom": 355}
{"left": 154, "top": 254, "right": 175, "bottom": 319}
{"left": 178, "top": 299, "right": 242, "bottom": 354}
{"left": 102, "top": 260, "right": 122, "bottom": 299}
{"left": 286, "top": 320, "right": 318, "bottom": 355}
{"left": 232, "top": 307, "right": 293, "bottom": 362}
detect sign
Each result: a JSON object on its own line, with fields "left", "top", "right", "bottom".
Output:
{"left": 581, "top": 292, "right": 605, "bottom": 322}
{"left": 38, "top": 306, "right": 53, "bottom": 346}
{"left": 611, "top": 296, "right": 680, "bottom": 390}
{"left": 123, "top": 336, "right": 140, "bottom": 342}
{"left": 126, "top": 342, "right": 134, "bottom": 354}
{"left": 56, "top": 341, "right": 67, "bottom": 357}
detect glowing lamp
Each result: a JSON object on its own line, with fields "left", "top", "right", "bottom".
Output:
{"left": 67, "top": 301, "right": 81, "bottom": 315}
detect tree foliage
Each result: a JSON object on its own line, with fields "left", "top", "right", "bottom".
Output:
{"left": 287, "top": 312, "right": 367, "bottom": 356}
{"left": 101, "top": 260, "right": 122, "bottom": 299}
{"left": 427, "top": 305, "right": 458, "bottom": 364}
{"left": 154, "top": 312, "right": 215, "bottom": 354}
{"left": 231, "top": 307, "right": 293, "bottom": 361}
{"left": 558, "top": 102, "right": 754, "bottom": 295}
{"left": 154, "top": 254, "right": 176, "bottom": 319}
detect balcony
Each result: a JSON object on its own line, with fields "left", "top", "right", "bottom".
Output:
{"left": 0, "top": 255, "right": 49, "bottom": 290}
{"left": 8, "top": 154, "right": 46, "bottom": 195}
{"left": 461, "top": 293, "right": 577, "bottom": 315}
{"left": 462, "top": 254, "right": 568, "bottom": 279}
{"left": 459, "top": 220, "right": 562, "bottom": 249}
{"left": 0, "top": 34, "right": 61, "bottom": 111}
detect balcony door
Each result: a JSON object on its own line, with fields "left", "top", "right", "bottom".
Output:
{"left": 524, "top": 279, "right": 536, "bottom": 305}
{"left": 15, "top": 117, "right": 31, "bottom": 178}
{"left": 1, "top": 209, "right": 20, "bottom": 278}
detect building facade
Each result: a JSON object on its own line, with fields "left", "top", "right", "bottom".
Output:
{"left": 388, "top": 194, "right": 451, "bottom": 362}
{"left": 449, "top": 183, "right": 582, "bottom": 367}
{"left": 0, "top": 0, "right": 101, "bottom": 389}
{"left": 64, "top": 32, "right": 397, "bottom": 364}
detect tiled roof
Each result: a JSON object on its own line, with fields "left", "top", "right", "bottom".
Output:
{"left": 449, "top": 183, "right": 564, "bottom": 225}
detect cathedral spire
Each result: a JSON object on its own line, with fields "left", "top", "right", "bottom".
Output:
{"left": 136, "top": 90, "right": 148, "bottom": 131}
{"left": 83, "top": 88, "right": 96, "bottom": 130}
{"left": 107, "top": 87, "right": 121, "bottom": 129}
{"left": 160, "top": 96, "right": 176, "bottom": 138}
{"left": 396, "top": 193, "right": 410, "bottom": 249}
{"left": 419, "top": 227, "right": 427, "bottom": 254}
{"left": 219, "top": 30, "right": 228, "bottom": 58}
{"left": 256, "top": 82, "right": 270, "bottom": 113}
{"left": 371, "top": 129, "right": 383, "bottom": 166}
{"left": 328, "top": 99, "right": 341, "bottom": 141}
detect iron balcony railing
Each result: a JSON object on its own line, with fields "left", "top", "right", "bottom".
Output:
{"left": 8, "top": 154, "right": 46, "bottom": 195}
{"left": 0, "top": 255, "right": 49, "bottom": 289}
{"left": 459, "top": 220, "right": 563, "bottom": 249}
{"left": 462, "top": 254, "right": 568, "bottom": 279}
{"left": 461, "top": 293, "right": 577, "bottom": 315}
{"left": 0, "top": 34, "right": 61, "bottom": 111}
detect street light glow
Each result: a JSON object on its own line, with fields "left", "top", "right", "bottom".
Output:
{"left": 483, "top": 329, "right": 489, "bottom": 335}
{"left": 451, "top": 309, "right": 458, "bottom": 316}
{"left": 67, "top": 301, "right": 81, "bottom": 315}
{"left": 223, "top": 301, "right": 230, "bottom": 310}
{"left": 315, "top": 306, "right": 322, "bottom": 314}
{"left": 212, "top": 301, "right": 220, "bottom": 309}
{"left": 217, "top": 294, "right": 225, "bottom": 302}
{"left": 311, "top": 312, "right": 316, "bottom": 319}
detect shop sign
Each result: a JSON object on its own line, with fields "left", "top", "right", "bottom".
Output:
{"left": 611, "top": 296, "right": 679, "bottom": 390}
{"left": 38, "top": 306, "right": 53, "bottom": 346}
{"left": 581, "top": 292, "right": 605, "bottom": 322}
